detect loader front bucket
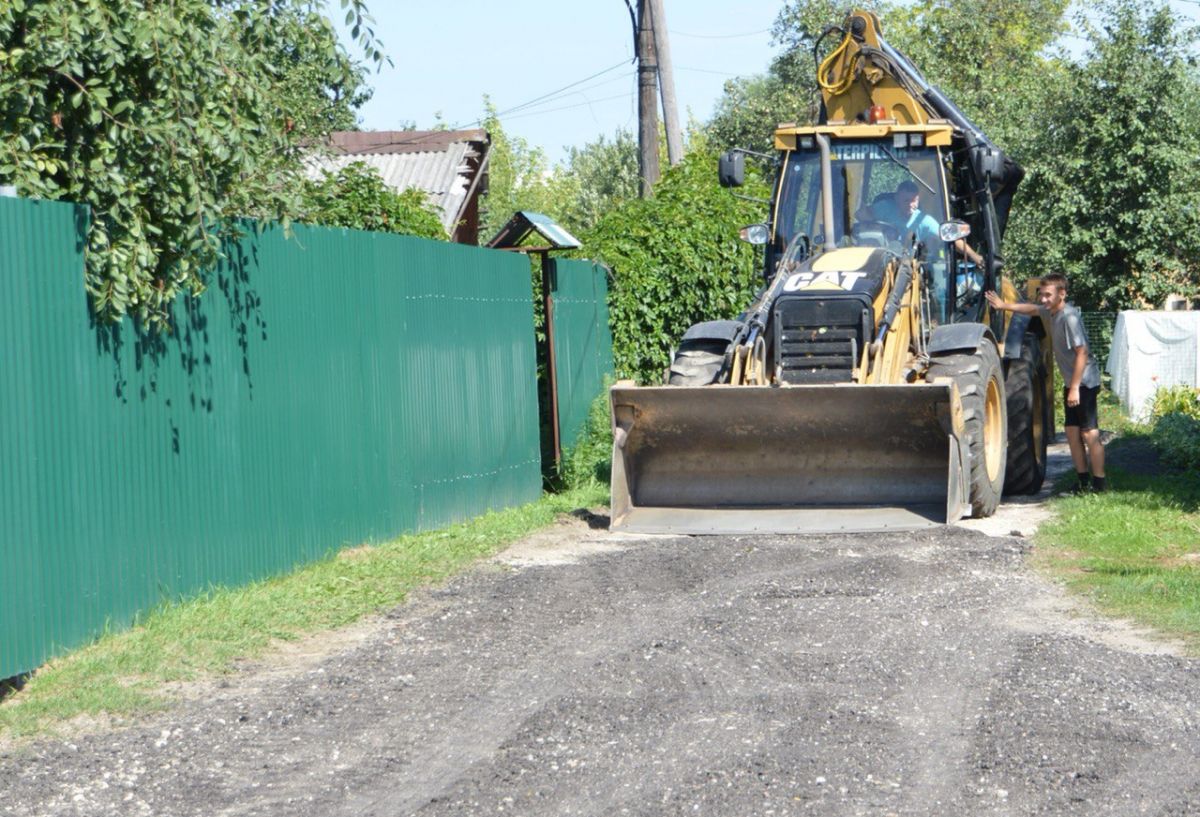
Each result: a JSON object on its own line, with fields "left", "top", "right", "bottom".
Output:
{"left": 609, "top": 383, "right": 968, "bottom": 535}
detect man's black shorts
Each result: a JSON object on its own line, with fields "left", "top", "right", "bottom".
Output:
{"left": 1063, "top": 384, "right": 1100, "bottom": 430}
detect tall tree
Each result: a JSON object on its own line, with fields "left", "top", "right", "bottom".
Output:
{"left": 0, "top": 0, "right": 381, "bottom": 327}
{"left": 884, "top": 0, "right": 1070, "bottom": 153}
{"left": 1010, "top": 0, "right": 1200, "bottom": 309}
{"left": 708, "top": 0, "right": 1068, "bottom": 159}
{"left": 478, "top": 99, "right": 554, "bottom": 239}
{"left": 550, "top": 129, "right": 641, "bottom": 235}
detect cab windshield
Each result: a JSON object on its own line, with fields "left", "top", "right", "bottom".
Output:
{"left": 773, "top": 137, "right": 952, "bottom": 315}
{"left": 775, "top": 138, "right": 947, "bottom": 251}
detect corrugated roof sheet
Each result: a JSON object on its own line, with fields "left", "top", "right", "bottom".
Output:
{"left": 307, "top": 130, "right": 489, "bottom": 235}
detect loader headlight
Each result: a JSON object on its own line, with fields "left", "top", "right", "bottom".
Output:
{"left": 740, "top": 223, "right": 770, "bottom": 245}
{"left": 892, "top": 132, "right": 926, "bottom": 148}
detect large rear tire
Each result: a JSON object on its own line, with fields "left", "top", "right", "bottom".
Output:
{"left": 928, "top": 340, "right": 1007, "bottom": 518}
{"left": 1003, "top": 333, "right": 1050, "bottom": 495}
{"left": 667, "top": 339, "right": 726, "bottom": 386}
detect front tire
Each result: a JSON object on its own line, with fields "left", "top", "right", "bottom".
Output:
{"left": 1003, "top": 333, "right": 1050, "bottom": 495}
{"left": 928, "top": 340, "right": 1007, "bottom": 517}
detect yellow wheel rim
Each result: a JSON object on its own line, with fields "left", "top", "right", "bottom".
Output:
{"left": 984, "top": 375, "right": 1004, "bottom": 481}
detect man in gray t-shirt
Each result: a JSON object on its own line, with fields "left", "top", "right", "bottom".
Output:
{"left": 1038, "top": 303, "right": 1102, "bottom": 391}
{"left": 986, "top": 274, "right": 1107, "bottom": 492}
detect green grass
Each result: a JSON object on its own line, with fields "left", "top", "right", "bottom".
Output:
{"left": 0, "top": 486, "right": 607, "bottom": 742}
{"left": 1035, "top": 416, "right": 1200, "bottom": 653}
{"left": 557, "top": 387, "right": 614, "bottom": 493}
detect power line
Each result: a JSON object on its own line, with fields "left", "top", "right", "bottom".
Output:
{"left": 483, "top": 59, "right": 632, "bottom": 121}
{"left": 670, "top": 27, "right": 770, "bottom": 39}
{"left": 501, "top": 71, "right": 635, "bottom": 117}
{"left": 676, "top": 65, "right": 742, "bottom": 76}
{"left": 448, "top": 67, "right": 635, "bottom": 131}
{"left": 500, "top": 92, "right": 634, "bottom": 122}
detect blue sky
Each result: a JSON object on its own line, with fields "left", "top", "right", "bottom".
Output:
{"left": 330, "top": 1, "right": 787, "bottom": 164}
{"left": 329, "top": 1, "right": 1200, "bottom": 165}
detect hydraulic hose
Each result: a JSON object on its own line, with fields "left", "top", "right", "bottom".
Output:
{"left": 817, "top": 31, "right": 857, "bottom": 95}
{"left": 873, "top": 261, "right": 913, "bottom": 351}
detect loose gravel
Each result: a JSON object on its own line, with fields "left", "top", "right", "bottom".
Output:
{"left": 3, "top": 515, "right": 1198, "bottom": 816}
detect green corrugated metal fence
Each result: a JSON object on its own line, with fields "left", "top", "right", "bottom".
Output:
{"left": 550, "top": 259, "right": 615, "bottom": 452}
{"left": 0, "top": 196, "right": 546, "bottom": 680}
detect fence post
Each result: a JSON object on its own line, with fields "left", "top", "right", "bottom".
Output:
{"left": 541, "top": 252, "right": 562, "bottom": 468}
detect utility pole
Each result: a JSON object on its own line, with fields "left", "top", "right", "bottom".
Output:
{"left": 636, "top": 0, "right": 660, "bottom": 197}
{"left": 648, "top": 0, "right": 683, "bottom": 167}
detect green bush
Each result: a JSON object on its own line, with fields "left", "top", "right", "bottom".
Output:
{"left": 582, "top": 143, "right": 769, "bottom": 383}
{"left": 558, "top": 389, "right": 613, "bottom": 492}
{"left": 1149, "top": 386, "right": 1200, "bottom": 471}
{"left": 299, "top": 162, "right": 446, "bottom": 240}
{"left": 1151, "top": 385, "right": 1200, "bottom": 418}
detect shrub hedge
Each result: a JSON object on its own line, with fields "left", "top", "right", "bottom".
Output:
{"left": 582, "top": 146, "right": 770, "bottom": 384}
{"left": 1149, "top": 385, "right": 1200, "bottom": 471}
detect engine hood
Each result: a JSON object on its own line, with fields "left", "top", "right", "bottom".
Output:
{"left": 775, "top": 246, "right": 891, "bottom": 301}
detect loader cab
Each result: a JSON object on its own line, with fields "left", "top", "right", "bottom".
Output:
{"left": 766, "top": 125, "right": 978, "bottom": 326}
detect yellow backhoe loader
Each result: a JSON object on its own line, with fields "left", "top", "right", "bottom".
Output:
{"left": 610, "top": 10, "right": 1054, "bottom": 534}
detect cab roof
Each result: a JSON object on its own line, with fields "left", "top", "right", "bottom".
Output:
{"left": 773, "top": 122, "right": 955, "bottom": 150}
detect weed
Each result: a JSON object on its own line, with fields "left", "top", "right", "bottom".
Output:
{"left": 558, "top": 388, "right": 613, "bottom": 492}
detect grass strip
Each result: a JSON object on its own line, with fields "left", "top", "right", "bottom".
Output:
{"left": 1034, "top": 434, "right": 1200, "bottom": 654}
{"left": 0, "top": 486, "right": 607, "bottom": 742}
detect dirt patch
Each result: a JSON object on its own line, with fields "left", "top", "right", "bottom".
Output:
{"left": 1155, "top": 553, "right": 1200, "bottom": 569}
{"left": 491, "top": 510, "right": 674, "bottom": 568}
{"left": 955, "top": 436, "right": 1076, "bottom": 538}
{"left": 1007, "top": 579, "right": 1188, "bottom": 657}
{"left": 336, "top": 544, "right": 375, "bottom": 562}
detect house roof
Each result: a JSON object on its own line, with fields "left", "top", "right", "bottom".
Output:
{"left": 307, "top": 129, "right": 490, "bottom": 235}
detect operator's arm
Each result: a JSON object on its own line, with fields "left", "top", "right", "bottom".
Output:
{"left": 955, "top": 239, "right": 983, "bottom": 266}
{"left": 1066, "top": 345, "right": 1088, "bottom": 406}
{"left": 984, "top": 290, "right": 1038, "bottom": 315}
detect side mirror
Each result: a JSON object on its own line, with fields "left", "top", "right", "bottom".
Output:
{"left": 718, "top": 151, "right": 744, "bottom": 188}
{"left": 738, "top": 223, "right": 769, "bottom": 245}
{"left": 968, "top": 145, "right": 1005, "bottom": 183}
{"left": 939, "top": 219, "right": 971, "bottom": 243}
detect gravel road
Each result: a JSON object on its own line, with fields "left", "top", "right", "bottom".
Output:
{"left": 3, "top": 505, "right": 1198, "bottom": 817}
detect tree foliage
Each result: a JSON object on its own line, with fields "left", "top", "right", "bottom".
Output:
{"left": 883, "top": 0, "right": 1070, "bottom": 152}
{"left": 299, "top": 162, "right": 446, "bottom": 240}
{"left": 479, "top": 99, "right": 554, "bottom": 239}
{"left": 1010, "top": 0, "right": 1200, "bottom": 309}
{"left": 707, "top": 73, "right": 810, "bottom": 158}
{"left": 582, "top": 142, "right": 770, "bottom": 383}
{"left": 480, "top": 102, "right": 642, "bottom": 240}
{"left": 0, "top": 0, "right": 379, "bottom": 327}
{"left": 550, "top": 129, "right": 640, "bottom": 235}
